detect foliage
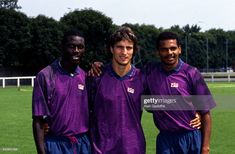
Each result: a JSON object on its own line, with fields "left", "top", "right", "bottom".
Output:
{"left": 60, "top": 9, "right": 114, "bottom": 70}
{"left": 28, "top": 15, "right": 63, "bottom": 73}
{"left": 0, "top": 8, "right": 30, "bottom": 67}
{"left": 0, "top": 0, "right": 21, "bottom": 9}
{"left": 1, "top": 8, "right": 235, "bottom": 74}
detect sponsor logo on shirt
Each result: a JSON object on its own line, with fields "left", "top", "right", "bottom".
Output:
{"left": 127, "top": 87, "right": 135, "bottom": 94}
{"left": 78, "top": 84, "right": 84, "bottom": 90}
{"left": 171, "top": 82, "right": 179, "bottom": 88}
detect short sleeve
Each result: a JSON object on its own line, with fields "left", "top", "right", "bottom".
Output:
{"left": 32, "top": 72, "right": 50, "bottom": 117}
{"left": 192, "top": 68, "right": 216, "bottom": 114}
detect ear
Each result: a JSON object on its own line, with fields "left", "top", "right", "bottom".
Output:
{"left": 110, "top": 46, "right": 114, "bottom": 54}
{"left": 178, "top": 46, "right": 182, "bottom": 55}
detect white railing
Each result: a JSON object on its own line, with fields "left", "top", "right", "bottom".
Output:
{"left": 0, "top": 76, "right": 35, "bottom": 88}
{"left": 0, "top": 73, "right": 234, "bottom": 88}
{"left": 201, "top": 72, "right": 235, "bottom": 82}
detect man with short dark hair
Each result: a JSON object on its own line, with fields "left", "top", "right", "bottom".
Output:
{"left": 32, "top": 29, "right": 91, "bottom": 154}
{"left": 145, "top": 31, "right": 216, "bottom": 154}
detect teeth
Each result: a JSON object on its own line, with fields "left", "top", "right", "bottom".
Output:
{"left": 73, "top": 56, "right": 79, "bottom": 60}
{"left": 120, "top": 57, "right": 127, "bottom": 60}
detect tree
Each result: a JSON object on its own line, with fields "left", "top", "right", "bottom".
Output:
{"left": 0, "top": 0, "right": 21, "bottom": 9}
{"left": 60, "top": 8, "right": 114, "bottom": 70}
{"left": 0, "top": 8, "right": 30, "bottom": 67}
{"left": 183, "top": 24, "right": 201, "bottom": 34}
{"left": 28, "top": 15, "right": 63, "bottom": 73}
{"left": 121, "top": 23, "right": 161, "bottom": 67}
{"left": 206, "top": 29, "right": 228, "bottom": 69}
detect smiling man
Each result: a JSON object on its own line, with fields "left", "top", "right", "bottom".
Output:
{"left": 145, "top": 31, "right": 216, "bottom": 154}
{"left": 32, "top": 29, "right": 91, "bottom": 154}
{"left": 88, "top": 26, "right": 146, "bottom": 154}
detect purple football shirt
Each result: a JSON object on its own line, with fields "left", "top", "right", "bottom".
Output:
{"left": 88, "top": 64, "right": 146, "bottom": 154}
{"left": 32, "top": 60, "right": 89, "bottom": 136}
{"left": 145, "top": 59, "right": 216, "bottom": 132}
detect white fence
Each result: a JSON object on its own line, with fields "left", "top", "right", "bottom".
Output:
{"left": 0, "top": 73, "right": 235, "bottom": 88}
{"left": 201, "top": 72, "right": 235, "bottom": 82}
{"left": 0, "top": 76, "right": 35, "bottom": 88}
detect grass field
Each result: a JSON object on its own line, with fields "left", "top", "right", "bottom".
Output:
{"left": 0, "top": 83, "right": 235, "bottom": 154}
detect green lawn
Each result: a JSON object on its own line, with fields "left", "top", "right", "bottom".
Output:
{"left": 0, "top": 83, "right": 235, "bottom": 154}
{"left": 0, "top": 87, "right": 36, "bottom": 154}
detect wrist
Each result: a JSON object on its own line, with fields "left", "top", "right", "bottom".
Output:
{"left": 201, "top": 147, "right": 210, "bottom": 154}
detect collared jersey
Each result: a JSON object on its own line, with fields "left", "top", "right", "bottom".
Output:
{"left": 145, "top": 59, "right": 216, "bottom": 132}
{"left": 32, "top": 60, "right": 89, "bottom": 136}
{"left": 88, "top": 64, "right": 146, "bottom": 154}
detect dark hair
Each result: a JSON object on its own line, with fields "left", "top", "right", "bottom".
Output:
{"left": 61, "top": 28, "right": 84, "bottom": 45}
{"left": 156, "top": 31, "right": 181, "bottom": 49}
{"left": 107, "top": 26, "right": 138, "bottom": 52}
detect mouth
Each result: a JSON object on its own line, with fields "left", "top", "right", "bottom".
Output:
{"left": 120, "top": 56, "right": 129, "bottom": 61}
{"left": 72, "top": 55, "right": 80, "bottom": 61}
{"left": 165, "top": 55, "right": 175, "bottom": 61}
{"left": 72, "top": 56, "right": 79, "bottom": 60}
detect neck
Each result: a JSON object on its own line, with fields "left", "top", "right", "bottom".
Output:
{"left": 60, "top": 60, "right": 78, "bottom": 73}
{"left": 112, "top": 62, "right": 132, "bottom": 77}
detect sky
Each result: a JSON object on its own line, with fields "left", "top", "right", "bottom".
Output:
{"left": 18, "top": 0, "right": 235, "bottom": 32}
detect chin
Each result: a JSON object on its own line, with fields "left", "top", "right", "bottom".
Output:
{"left": 119, "top": 61, "right": 130, "bottom": 66}
{"left": 71, "top": 60, "right": 80, "bottom": 65}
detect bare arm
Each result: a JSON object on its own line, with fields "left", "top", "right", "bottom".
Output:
{"left": 32, "top": 116, "right": 46, "bottom": 154}
{"left": 201, "top": 112, "right": 212, "bottom": 154}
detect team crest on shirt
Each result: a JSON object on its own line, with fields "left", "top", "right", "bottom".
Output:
{"left": 78, "top": 84, "right": 84, "bottom": 90}
{"left": 127, "top": 87, "right": 135, "bottom": 94}
{"left": 171, "top": 82, "right": 179, "bottom": 88}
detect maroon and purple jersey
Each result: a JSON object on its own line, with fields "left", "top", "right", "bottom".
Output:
{"left": 32, "top": 60, "right": 89, "bottom": 136}
{"left": 145, "top": 59, "right": 216, "bottom": 132}
{"left": 88, "top": 64, "right": 146, "bottom": 154}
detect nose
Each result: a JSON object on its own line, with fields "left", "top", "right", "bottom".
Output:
{"left": 120, "top": 47, "right": 129, "bottom": 55}
{"left": 74, "top": 46, "right": 81, "bottom": 53}
{"left": 167, "top": 48, "right": 173, "bottom": 54}
{"left": 122, "top": 48, "right": 128, "bottom": 54}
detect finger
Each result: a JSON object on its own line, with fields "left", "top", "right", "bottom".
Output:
{"left": 94, "top": 61, "right": 104, "bottom": 67}
{"left": 190, "top": 119, "right": 200, "bottom": 125}
{"left": 93, "top": 65, "right": 101, "bottom": 76}
{"left": 91, "top": 64, "right": 101, "bottom": 76}
{"left": 190, "top": 123, "right": 201, "bottom": 129}
{"left": 93, "top": 62, "right": 103, "bottom": 74}
{"left": 190, "top": 117, "right": 199, "bottom": 123}
{"left": 191, "top": 121, "right": 201, "bottom": 127}
{"left": 90, "top": 68, "right": 95, "bottom": 77}
{"left": 190, "top": 120, "right": 201, "bottom": 128}
{"left": 87, "top": 70, "right": 91, "bottom": 76}
{"left": 195, "top": 112, "right": 201, "bottom": 119}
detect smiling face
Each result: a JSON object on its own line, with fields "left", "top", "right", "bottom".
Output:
{"left": 62, "top": 35, "right": 85, "bottom": 65}
{"left": 158, "top": 39, "right": 181, "bottom": 70}
{"left": 111, "top": 39, "right": 134, "bottom": 67}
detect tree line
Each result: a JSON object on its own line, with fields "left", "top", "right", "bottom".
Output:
{"left": 1, "top": 2, "right": 235, "bottom": 75}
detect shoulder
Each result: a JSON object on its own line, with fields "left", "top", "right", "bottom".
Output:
{"left": 180, "top": 63, "right": 205, "bottom": 87}
{"left": 78, "top": 66, "right": 86, "bottom": 77}
{"left": 142, "top": 61, "right": 161, "bottom": 76}
{"left": 181, "top": 63, "right": 200, "bottom": 76}
{"left": 36, "top": 61, "right": 58, "bottom": 80}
